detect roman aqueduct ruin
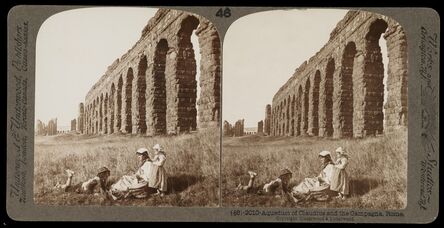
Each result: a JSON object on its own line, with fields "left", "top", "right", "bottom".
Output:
{"left": 265, "top": 11, "right": 408, "bottom": 138}
{"left": 77, "top": 9, "right": 221, "bottom": 135}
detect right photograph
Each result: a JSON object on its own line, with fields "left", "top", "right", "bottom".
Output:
{"left": 222, "top": 9, "right": 408, "bottom": 209}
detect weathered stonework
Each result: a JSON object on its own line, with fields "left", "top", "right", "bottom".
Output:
{"left": 36, "top": 119, "right": 58, "bottom": 136}
{"left": 233, "top": 119, "right": 245, "bottom": 137}
{"left": 71, "top": 119, "right": 77, "bottom": 131}
{"left": 270, "top": 11, "right": 408, "bottom": 138}
{"left": 264, "top": 104, "right": 271, "bottom": 135}
{"left": 82, "top": 9, "right": 221, "bottom": 136}
{"left": 76, "top": 103, "right": 84, "bottom": 133}
{"left": 223, "top": 120, "right": 233, "bottom": 136}
{"left": 257, "top": 120, "right": 264, "bottom": 134}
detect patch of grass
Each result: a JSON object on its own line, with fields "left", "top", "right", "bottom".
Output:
{"left": 222, "top": 129, "right": 407, "bottom": 209}
{"left": 34, "top": 127, "right": 220, "bottom": 207}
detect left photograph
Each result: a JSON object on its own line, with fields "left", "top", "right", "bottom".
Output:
{"left": 34, "top": 7, "right": 221, "bottom": 206}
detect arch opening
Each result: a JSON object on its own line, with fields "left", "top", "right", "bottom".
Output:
{"left": 124, "top": 68, "right": 134, "bottom": 133}
{"left": 136, "top": 56, "right": 147, "bottom": 134}
{"left": 365, "top": 19, "right": 388, "bottom": 136}
{"left": 153, "top": 39, "right": 168, "bottom": 135}
{"left": 339, "top": 42, "right": 357, "bottom": 137}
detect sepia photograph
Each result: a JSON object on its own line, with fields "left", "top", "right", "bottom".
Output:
{"left": 222, "top": 9, "right": 408, "bottom": 209}
{"left": 34, "top": 7, "right": 221, "bottom": 206}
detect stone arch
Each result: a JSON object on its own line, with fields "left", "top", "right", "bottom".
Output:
{"left": 303, "top": 78, "right": 310, "bottom": 135}
{"left": 109, "top": 83, "right": 115, "bottom": 134}
{"left": 123, "top": 68, "right": 134, "bottom": 133}
{"left": 309, "top": 70, "right": 321, "bottom": 136}
{"left": 335, "top": 42, "right": 357, "bottom": 138}
{"left": 286, "top": 95, "right": 291, "bottom": 135}
{"left": 99, "top": 94, "right": 103, "bottom": 134}
{"left": 296, "top": 85, "right": 303, "bottom": 136}
{"left": 362, "top": 18, "right": 388, "bottom": 136}
{"left": 95, "top": 97, "right": 99, "bottom": 134}
{"left": 134, "top": 55, "right": 147, "bottom": 134}
{"left": 290, "top": 94, "right": 295, "bottom": 136}
{"left": 115, "top": 76, "right": 123, "bottom": 133}
{"left": 147, "top": 39, "right": 169, "bottom": 135}
{"left": 104, "top": 93, "right": 108, "bottom": 134}
{"left": 321, "top": 59, "right": 335, "bottom": 137}
{"left": 175, "top": 15, "right": 201, "bottom": 133}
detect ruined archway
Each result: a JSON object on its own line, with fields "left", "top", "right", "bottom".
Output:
{"left": 115, "top": 76, "right": 123, "bottom": 133}
{"left": 99, "top": 94, "right": 103, "bottom": 133}
{"left": 95, "top": 97, "right": 99, "bottom": 134}
{"left": 296, "top": 85, "right": 303, "bottom": 136}
{"left": 310, "top": 71, "right": 321, "bottom": 136}
{"left": 149, "top": 39, "right": 168, "bottom": 135}
{"left": 363, "top": 19, "right": 388, "bottom": 136}
{"left": 323, "top": 59, "right": 335, "bottom": 137}
{"left": 124, "top": 68, "right": 134, "bottom": 133}
{"left": 290, "top": 95, "right": 295, "bottom": 136}
{"left": 109, "top": 83, "right": 115, "bottom": 134}
{"left": 336, "top": 42, "right": 357, "bottom": 138}
{"left": 134, "top": 56, "right": 147, "bottom": 134}
{"left": 104, "top": 93, "right": 108, "bottom": 134}
{"left": 176, "top": 15, "right": 200, "bottom": 133}
{"left": 303, "top": 78, "right": 310, "bottom": 135}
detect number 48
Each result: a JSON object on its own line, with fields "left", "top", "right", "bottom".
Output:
{"left": 216, "top": 8, "right": 231, "bottom": 18}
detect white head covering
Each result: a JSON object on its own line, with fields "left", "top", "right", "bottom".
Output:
{"left": 319, "top": 150, "right": 331, "bottom": 157}
{"left": 136, "top": 147, "right": 148, "bottom": 154}
{"left": 153, "top": 144, "right": 163, "bottom": 151}
{"left": 335, "top": 147, "right": 347, "bottom": 155}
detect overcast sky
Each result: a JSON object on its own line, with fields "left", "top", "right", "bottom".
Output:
{"left": 222, "top": 9, "right": 388, "bottom": 128}
{"left": 36, "top": 7, "right": 201, "bottom": 128}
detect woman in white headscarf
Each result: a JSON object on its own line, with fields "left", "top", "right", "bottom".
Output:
{"left": 330, "top": 147, "right": 350, "bottom": 199}
{"left": 290, "top": 150, "right": 335, "bottom": 203}
{"left": 108, "top": 148, "right": 153, "bottom": 200}
{"left": 149, "top": 144, "right": 168, "bottom": 196}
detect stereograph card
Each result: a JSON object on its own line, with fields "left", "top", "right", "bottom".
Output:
{"left": 6, "top": 5, "right": 439, "bottom": 223}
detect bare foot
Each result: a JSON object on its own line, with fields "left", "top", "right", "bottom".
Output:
{"left": 65, "top": 169, "right": 75, "bottom": 177}
{"left": 248, "top": 171, "right": 257, "bottom": 177}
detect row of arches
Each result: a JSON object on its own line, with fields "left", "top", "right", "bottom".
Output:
{"left": 82, "top": 14, "right": 220, "bottom": 136}
{"left": 271, "top": 18, "right": 407, "bottom": 138}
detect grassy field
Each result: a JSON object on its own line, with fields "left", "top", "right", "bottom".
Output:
{"left": 222, "top": 129, "right": 407, "bottom": 209}
{"left": 34, "top": 127, "right": 220, "bottom": 207}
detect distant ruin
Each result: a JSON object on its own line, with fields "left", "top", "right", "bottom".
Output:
{"left": 70, "top": 119, "right": 76, "bottom": 131}
{"left": 76, "top": 9, "right": 221, "bottom": 136}
{"left": 267, "top": 11, "right": 407, "bottom": 138}
{"left": 223, "top": 119, "right": 245, "bottom": 137}
{"left": 36, "top": 118, "right": 58, "bottom": 136}
{"left": 257, "top": 120, "right": 263, "bottom": 134}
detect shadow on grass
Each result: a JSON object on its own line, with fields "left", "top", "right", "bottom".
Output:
{"left": 167, "top": 174, "right": 203, "bottom": 194}
{"left": 349, "top": 178, "right": 380, "bottom": 196}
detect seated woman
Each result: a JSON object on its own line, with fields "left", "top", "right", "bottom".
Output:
{"left": 290, "top": 150, "right": 336, "bottom": 203}
{"left": 108, "top": 148, "right": 153, "bottom": 200}
{"left": 235, "top": 168, "right": 293, "bottom": 196}
{"left": 53, "top": 166, "right": 111, "bottom": 195}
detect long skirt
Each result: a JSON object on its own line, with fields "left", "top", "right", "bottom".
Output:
{"left": 109, "top": 175, "right": 148, "bottom": 199}
{"left": 291, "top": 177, "right": 331, "bottom": 201}
{"left": 148, "top": 166, "right": 168, "bottom": 192}
{"left": 330, "top": 168, "right": 349, "bottom": 195}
